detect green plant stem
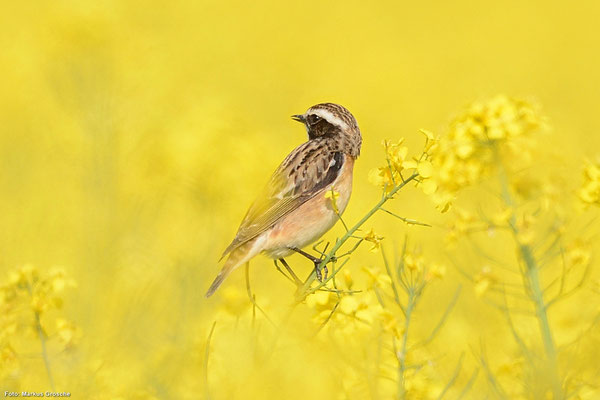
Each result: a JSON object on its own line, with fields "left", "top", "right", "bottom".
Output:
{"left": 26, "top": 282, "right": 55, "bottom": 391}
{"left": 295, "top": 172, "right": 419, "bottom": 302}
{"left": 34, "top": 311, "right": 55, "bottom": 391}
{"left": 204, "top": 321, "right": 217, "bottom": 400}
{"left": 517, "top": 242, "right": 562, "bottom": 397}
{"left": 398, "top": 289, "right": 416, "bottom": 400}
{"left": 496, "top": 153, "right": 562, "bottom": 399}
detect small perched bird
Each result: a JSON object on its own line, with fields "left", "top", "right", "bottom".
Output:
{"left": 205, "top": 103, "right": 362, "bottom": 297}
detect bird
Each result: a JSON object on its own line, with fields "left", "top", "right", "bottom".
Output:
{"left": 205, "top": 103, "right": 362, "bottom": 298}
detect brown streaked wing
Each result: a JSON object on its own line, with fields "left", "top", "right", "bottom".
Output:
{"left": 220, "top": 141, "right": 344, "bottom": 259}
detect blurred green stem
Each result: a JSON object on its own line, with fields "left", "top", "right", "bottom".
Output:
{"left": 35, "top": 311, "right": 55, "bottom": 391}
{"left": 397, "top": 288, "right": 416, "bottom": 400}
{"left": 204, "top": 322, "right": 217, "bottom": 400}
{"left": 26, "top": 281, "right": 55, "bottom": 391}
{"left": 496, "top": 152, "right": 562, "bottom": 399}
{"left": 295, "top": 172, "right": 419, "bottom": 302}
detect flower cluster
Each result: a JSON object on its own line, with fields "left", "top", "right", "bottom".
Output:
{"left": 368, "top": 138, "right": 412, "bottom": 191}
{"left": 368, "top": 136, "right": 437, "bottom": 196}
{"left": 5, "top": 265, "right": 77, "bottom": 313}
{"left": 445, "top": 207, "right": 490, "bottom": 244}
{"left": 307, "top": 289, "right": 383, "bottom": 336}
{"left": 305, "top": 244, "right": 446, "bottom": 330}
{"left": 422, "top": 97, "right": 599, "bottom": 399}
{"left": 363, "top": 228, "right": 384, "bottom": 252}
{"left": 426, "top": 95, "right": 543, "bottom": 211}
{"left": 369, "top": 97, "right": 543, "bottom": 214}
{"left": 0, "top": 265, "right": 79, "bottom": 379}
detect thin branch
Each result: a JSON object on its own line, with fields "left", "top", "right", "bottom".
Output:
{"left": 456, "top": 368, "right": 480, "bottom": 400}
{"left": 381, "top": 246, "right": 403, "bottom": 311}
{"left": 335, "top": 209, "right": 350, "bottom": 232}
{"left": 397, "top": 287, "right": 417, "bottom": 399}
{"left": 34, "top": 311, "right": 55, "bottom": 391}
{"left": 466, "top": 237, "right": 518, "bottom": 274}
{"left": 273, "top": 260, "right": 296, "bottom": 285}
{"left": 436, "top": 353, "right": 464, "bottom": 400}
{"left": 419, "top": 285, "right": 461, "bottom": 347}
{"left": 335, "top": 237, "right": 365, "bottom": 259}
{"left": 501, "top": 288, "right": 534, "bottom": 363}
{"left": 380, "top": 208, "right": 432, "bottom": 227}
{"left": 245, "top": 263, "right": 277, "bottom": 328}
{"left": 277, "top": 259, "right": 302, "bottom": 286}
{"left": 478, "top": 344, "right": 508, "bottom": 399}
{"left": 397, "top": 236, "right": 409, "bottom": 291}
{"left": 315, "top": 301, "right": 340, "bottom": 335}
{"left": 560, "top": 311, "right": 600, "bottom": 351}
{"left": 316, "top": 288, "right": 362, "bottom": 294}
{"left": 203, "top": 321, "right": 217, "bottom": 400}
{"left": 26, "top": 282, "right": 54, "bottom": 391}
{"left": 546, "top": 255, "right": 591, "bottom": 309}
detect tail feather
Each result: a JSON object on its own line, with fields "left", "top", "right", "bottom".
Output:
{"left": 205, "top": 236, "right": 264, "bottom": 298}
{"left": 205, "top": 264, "right": 234, "bottom": 298}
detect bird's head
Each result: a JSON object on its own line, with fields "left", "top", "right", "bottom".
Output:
{"left": 292, "top": 103, "right": 362, "bottom": 158}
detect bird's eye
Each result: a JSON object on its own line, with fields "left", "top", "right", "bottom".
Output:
{"left": 307, "top": 115, "right": 321, "bottom": 125}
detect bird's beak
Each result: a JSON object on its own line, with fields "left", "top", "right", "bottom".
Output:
{"left": 291, "top": 114, "right": 305, "bottom": 123}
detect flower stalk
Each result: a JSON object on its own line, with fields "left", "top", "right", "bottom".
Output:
{"left": 295, "top": 172, "right": 419, "bottom": 302}
{"left": 497, "top": 153, "right": 562, "bottom": 399}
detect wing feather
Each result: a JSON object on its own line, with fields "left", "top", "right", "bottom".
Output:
{"left": 221, "top": 141, "right": 344, "bottom": 258}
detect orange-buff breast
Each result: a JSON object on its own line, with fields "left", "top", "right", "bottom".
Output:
{"left": 262, "top": 156, "right": 354, "bottom": 259}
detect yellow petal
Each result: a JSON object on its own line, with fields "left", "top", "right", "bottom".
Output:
{"left": 456, "top": 143, "right": 474, "bottom": 159}
{"left": 403, "top": 160, "right": 418, "bottom": 169}
{"left": 339, "top": 296, "right": 359, "bottom": 314}
{"left": 417, "top": 160, "right": 434, "bottom": 178}
{"left": 421, "top": 179, "right": 438, "bottom": 195}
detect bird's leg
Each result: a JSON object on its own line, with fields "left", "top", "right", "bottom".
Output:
{"left": 312, "top": 241, "right": 337, "bottom": 263}
{"left": 273, "top": 260, "right": 294, "bottom": 284}
{"left": 290, "top": 247, "right": 321, "bottom": 263}
{"left": 278, "top": 258, "right": 302, "bottom": 285}
{"left": 290, "top": 247, "right": 331, "bottom": 282}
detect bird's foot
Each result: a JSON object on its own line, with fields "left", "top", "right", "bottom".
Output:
{"left": 314, "top": 261, "right": 328, "bottom": 282}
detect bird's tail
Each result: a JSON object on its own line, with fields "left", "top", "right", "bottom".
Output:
{"left": 205, "top": 237, "right": 262, "bottom": 298}
{"left": 205, "top": 263, "right": 235, "bottom": 298}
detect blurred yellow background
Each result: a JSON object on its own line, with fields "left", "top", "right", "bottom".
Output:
{"left": 1, "top": 1, "right": 599, "bottom": 399}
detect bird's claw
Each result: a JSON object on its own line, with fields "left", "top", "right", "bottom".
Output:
{"left": 314, "top": 262, "right": 328, "bottom": 282}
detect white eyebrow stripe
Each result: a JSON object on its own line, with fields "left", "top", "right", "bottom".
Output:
{"left": 310, "top": 109, "right": 348, "bottom": 129}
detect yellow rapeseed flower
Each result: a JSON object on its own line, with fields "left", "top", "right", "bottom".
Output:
{"left": 416, "top": 160, "right": 434, "bottom": 178}
{"left": 362, "top": 266, "right": 392, "bottom": 289}
{"left": 474, "top": 266, "right": 497, "bottom": 296}
{"left": 306, "top": 290, "right": 334, "bottom": 310}
{"left": 515, "top": 211, "right": 536, "bottom": 245}
{"left": 404, "top": 253, "right": 425, "bottom": 273}
{"left": 492, "top": 207, "right": 513, "bottom": 226}
{"left": 368, "top": 166, "right": 400, "bottom": 192}
{"left": 324, "top": 188, "right": 340, "bottom": 213}
{"left": 565, "top": 240, "right": 591, "bottom": 269}
{"left": 384, "top": 138, "right": 410, "bottom": 173}
{"left": 364, "top": 228, "right": 384, "bottom": 252}
{"left": 339, "top": 295, "right": 359, "bottom": 314}
{"left": 56, "top": 318, "right": 81, "bottom": 348}
{"left": 425, "top": 263, "right": 446, "bottom": 282}
{"left": 423, "top": 96, "right": 544, "bottom": 215}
